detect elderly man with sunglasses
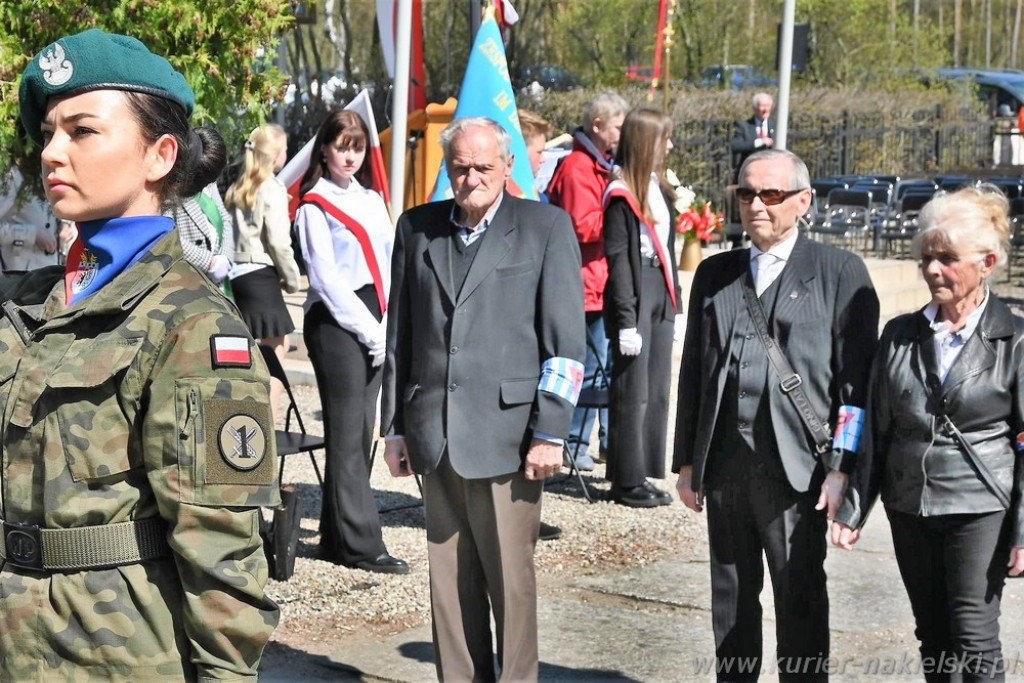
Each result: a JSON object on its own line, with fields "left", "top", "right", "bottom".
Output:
{"left": 673, "top": 148, "right": 879, "bottom": 681}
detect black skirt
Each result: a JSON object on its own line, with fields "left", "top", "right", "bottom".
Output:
{"left": 230, "top": 266, "right": 295, "bottom": 339}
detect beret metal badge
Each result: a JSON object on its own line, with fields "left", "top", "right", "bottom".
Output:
{"left": 218, "top": 413, "right": 267, "bottom": 471}
{"left": 39, "top": 42, "right": 73, "bottom": 87}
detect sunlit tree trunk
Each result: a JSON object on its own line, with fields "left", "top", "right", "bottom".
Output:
{"left": 1014, "top": 0, "right": 1023, "bottom": 67}
{"left": 954, "top": 0, "right": 962, "bottom": 67}
{"left": 913, "top": 0, "right": 921, "bottom": 65}
{"left": 985, "top": 0, "right": 991, "bottom": 68}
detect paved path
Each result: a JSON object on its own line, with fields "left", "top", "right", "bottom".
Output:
{"left": 262, "top": 507, "right": 1024, "bottom": 682}
{"left": 263, "top": 258, "right": 1024, "bottom": 681}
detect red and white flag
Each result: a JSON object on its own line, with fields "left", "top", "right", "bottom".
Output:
{"left": 211, "top": 335, "right": 252, "bottom": 368}
{"left": 277, "top": 89, "right": 391, "bottom": 221}
{"left": 495, "top": 0, "right": 519, "bottom": 27}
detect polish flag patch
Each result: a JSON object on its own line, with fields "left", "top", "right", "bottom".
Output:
{"left": 210, "top": 335, "right": 252, "bottom": 368}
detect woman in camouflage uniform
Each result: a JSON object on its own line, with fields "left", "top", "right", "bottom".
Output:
{"left": 0, "top": 29, "right": 280, "bottom": 680}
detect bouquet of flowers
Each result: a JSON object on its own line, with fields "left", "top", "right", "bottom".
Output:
{"left": 666, "top": 170, "right": 723, "bottom": 243}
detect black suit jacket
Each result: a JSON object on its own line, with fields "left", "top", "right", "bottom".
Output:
{"left": 381, "top": 194, "right": 585, "bottom": 479}
{"left": 729, "top": 116, "right": 774, "bottom": 181}
{"left": 672, "top": 234, "right": 879, "bottom": 492}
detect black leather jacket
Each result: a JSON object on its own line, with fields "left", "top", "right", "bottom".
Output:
{"left": 839, "top": 295, "right": 1024, "bottom": 545}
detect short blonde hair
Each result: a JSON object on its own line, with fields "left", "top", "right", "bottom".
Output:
{"left": 912, "top": 183, "right": 1010, "bottom": 272}
{"left": 518, "top": 109, "right": 552, "bottom": 143}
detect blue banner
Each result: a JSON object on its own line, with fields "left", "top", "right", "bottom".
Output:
{"left": 429, "top": 13, "right": 537, "bottom": 201}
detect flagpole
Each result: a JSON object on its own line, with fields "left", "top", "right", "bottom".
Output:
{"left": 776, "top": 0, "right": 795, "bottom": 150}
{"left": 649, "top": 0, "right": 668, "bottom": 103}
{"left": 661, "top": 0, "right": 677, "bottom": 113}
{"left": 390, "top": 0, "right": 414, "bottom": 222}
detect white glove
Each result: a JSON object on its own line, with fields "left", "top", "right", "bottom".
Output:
{"left": 207, "top": 254, "right": 231, "bottom": 283}
{"left": 619, "top": 328, "right": 643, "bottom": 356}
{"left": 367, "top": 327, "right": 387, "bottom": 367}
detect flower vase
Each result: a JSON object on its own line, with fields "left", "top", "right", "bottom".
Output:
{"left": 679, "top": 237, "right": 703, "bottom": 271}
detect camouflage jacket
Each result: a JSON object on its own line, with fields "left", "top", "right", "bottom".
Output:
{"left": 0, "top": 230, "right": 280, "bottom": 681}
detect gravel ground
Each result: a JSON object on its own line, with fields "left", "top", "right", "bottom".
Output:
{"left": 260, "top": 339, "right": 708, "bottom": 673}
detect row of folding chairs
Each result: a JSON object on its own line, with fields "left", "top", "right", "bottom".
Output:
{"left": 808, "top": 174, "right": 1024, "bottom": 259}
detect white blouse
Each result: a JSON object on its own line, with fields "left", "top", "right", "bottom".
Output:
{"left": 295, "top": 177, "right": 394, "bottom": 346}
{"left": 639, "top": 174, "right": 671, "bottom": 260}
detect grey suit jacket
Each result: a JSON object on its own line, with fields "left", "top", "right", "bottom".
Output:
{"left": 672, "top": 234, "right": 879, "bottom": 493}
{"left": 382, "top": 194, "right": 585, "bottom": 479}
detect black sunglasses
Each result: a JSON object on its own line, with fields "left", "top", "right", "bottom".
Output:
{"left": 735, "top": 188, "right": 806, "bottom": 206}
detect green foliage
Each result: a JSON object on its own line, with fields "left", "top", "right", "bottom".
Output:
{"left": 0, "top": 0, "right": 293, "bottom": 180}
{"left": 800, "top": 0, "right": 949, "bottom": 86}
{"left": 549, "top": 0, "right": 660, "bottom": 85}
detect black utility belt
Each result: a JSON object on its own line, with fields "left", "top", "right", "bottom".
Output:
{"left": 641, "top": 254, "right": 662, "bottom": 268}
{"left": 0, "top": 517, "right": 170, "bottom": 572}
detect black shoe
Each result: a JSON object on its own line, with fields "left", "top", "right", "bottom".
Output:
{"left": 538, "top": 521, "right": 562, "bottom": 541}
{"left": 609, "top": 484, "right": 661, "bottom": 508}
{"left": 352, "top": 553, "right": 410, "bottom": 575}
{"left": 643, "top": 480, "right": 673, "bottom": 506}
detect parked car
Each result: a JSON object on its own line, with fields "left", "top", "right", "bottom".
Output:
{"left": 698, "top": 64, "right": 777, "bottom": 90}
{"left": 934, "top": 67, "right": 1024, "bottom": 117}
{"left": 514, "top": 64, "right": 581, "bottom": 92}
{"left": 626, "top": 65, "right": 655, "bottom": 83}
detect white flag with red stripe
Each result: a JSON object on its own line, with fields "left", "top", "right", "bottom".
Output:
{"left": 211, "top": 335, "right": 253, "bottom": 368}
{"left": 277, "top": 89, "right": 391, "bottom": 220}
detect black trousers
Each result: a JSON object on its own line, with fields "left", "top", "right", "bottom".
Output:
{"left": 887, "top": 508, "right": 1008, "bottom": 683}
{"left": 304, "top": 295, "right": 386, "bottom": 565}
{"left": 706, "top": 466, "right": 829, "bottom": 682}
{"left": 606, "top": 265, "right": 674, "bottom": 488}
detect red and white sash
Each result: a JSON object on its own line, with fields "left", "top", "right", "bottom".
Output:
{"left": 301, "top": 193, "right": 387, "bottom": 315}
{"left": 602, "top": 182, "right": 677, "bottom": 311}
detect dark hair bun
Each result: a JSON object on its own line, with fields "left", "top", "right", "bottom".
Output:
{"left": 178, "top": 126, "right": 227, "bottom": 197}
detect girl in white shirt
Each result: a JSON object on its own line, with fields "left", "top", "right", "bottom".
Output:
{"left": 294, "top": 110, "right": 406, "bottom": 574}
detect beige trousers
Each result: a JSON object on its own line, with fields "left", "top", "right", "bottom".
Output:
{"left": 423, "top": 454, "right": 543, "bottom": 682}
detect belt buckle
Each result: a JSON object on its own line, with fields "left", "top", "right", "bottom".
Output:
{"left": 651, "top": 254, "right": 661, "bottom": 268}
{"left": 4, "top": 521, "right": 43, "bottom": 570}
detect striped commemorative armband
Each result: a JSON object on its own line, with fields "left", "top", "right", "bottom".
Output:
{"left": 538, "top": 357, "right": 585, "bottom": 406}
{"left": 832, "top": 405, "right": 865, "bottom": 453}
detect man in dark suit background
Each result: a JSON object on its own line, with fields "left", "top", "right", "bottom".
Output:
{"left": 673, "top": 148, "right": 878, "bottom": 681}
{"left": 381, "top": 117, "right": 585, "bottom": 681}
{"left": 730, "top": 92, "right": 776, "bottom": 184}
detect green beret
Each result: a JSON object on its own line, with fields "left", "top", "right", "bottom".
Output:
{"left": 19, "top": 29, "right": 195, "bottom": 146}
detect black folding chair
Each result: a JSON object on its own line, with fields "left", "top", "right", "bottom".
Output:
{"left": 558, "top": 333, "right": 611, "bottom": 503}
{"left": 258, "top": 344, "right": 325, "bottom": 486}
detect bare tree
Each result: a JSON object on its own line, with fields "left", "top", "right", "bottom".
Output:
{"left": 954, "top": 0, "right": 962, "bottom": 67}
{"left": 1014, "top": 0, "right": 1023, "bottom": 67}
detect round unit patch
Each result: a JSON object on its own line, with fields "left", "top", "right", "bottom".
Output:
{"left": 218, "top": 413, "right": 268, "bottom": 471}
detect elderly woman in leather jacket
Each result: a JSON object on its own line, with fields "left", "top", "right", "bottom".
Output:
{"left": 833, "top": 184, "right": 1024, "bottom": 682}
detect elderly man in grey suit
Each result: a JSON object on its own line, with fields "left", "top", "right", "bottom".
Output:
{"left": 730, "top": 92, "right": 775, "bottom": 184}
{"left": 382, "top": 117, "right": 585, "bottom": 681}
{"left": 673, "top": 148, "right": 878, "bottom": 681}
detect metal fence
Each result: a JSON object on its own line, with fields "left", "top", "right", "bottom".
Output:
{"left": 672, "top": 107, "right": 996, "bottom": 207}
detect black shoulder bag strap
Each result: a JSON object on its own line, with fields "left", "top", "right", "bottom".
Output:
{"left": 926, "top": 377, "right": 1012, "bottom": 508}
{"left": 741, "top": 277, "right": 832, "bottom": 457}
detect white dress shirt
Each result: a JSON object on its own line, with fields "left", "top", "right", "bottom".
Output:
{"left": 922, "top": 290, "right": 989, "bottom": 383}
{"left": 295, "top": 177, "right": 393, "bottom": 347}
{"left": 749, "top": 229, "right": 799, "bottom": 293}
{"left": 639, "top": 174, "right": 671, "bottom": 260}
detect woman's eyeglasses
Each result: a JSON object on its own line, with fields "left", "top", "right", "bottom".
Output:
{"left": 735, "top": 188, "right": 806, "bottom": 205}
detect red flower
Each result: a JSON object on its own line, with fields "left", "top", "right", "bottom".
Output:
{"left": 676, "top": 201, "right": 723, "bottom": 241}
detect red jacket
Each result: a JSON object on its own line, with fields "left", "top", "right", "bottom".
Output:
{"left": 547, "top": 132, "right": 613, "bottom": 312}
